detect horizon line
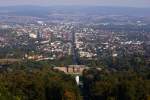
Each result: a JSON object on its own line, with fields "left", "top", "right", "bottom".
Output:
{"left": 0, "top": 5, "right": 150, "bottom": 9}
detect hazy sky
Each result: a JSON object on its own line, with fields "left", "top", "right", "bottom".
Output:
{"left": 0, "top": 0, "right": 150, "bottom": 8}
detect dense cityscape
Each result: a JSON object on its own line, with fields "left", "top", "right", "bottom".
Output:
{"left": 0, "top": 6, "right": 150, "bottom": 100}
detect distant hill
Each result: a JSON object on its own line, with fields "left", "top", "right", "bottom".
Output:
{"left": 0, "top": 5, "right": 150, "bottom": 17}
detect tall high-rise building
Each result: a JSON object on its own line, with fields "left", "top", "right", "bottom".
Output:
{"left": 37, "top": 30, "right": 42, "bottom": 40}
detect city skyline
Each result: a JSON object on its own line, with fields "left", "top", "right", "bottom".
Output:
{"left": 0, "top": 0, "right": 150, "bottom": 8}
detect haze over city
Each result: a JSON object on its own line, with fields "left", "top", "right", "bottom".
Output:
{"left": 0, "top": 0, "right": 150, "bottom": 8}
